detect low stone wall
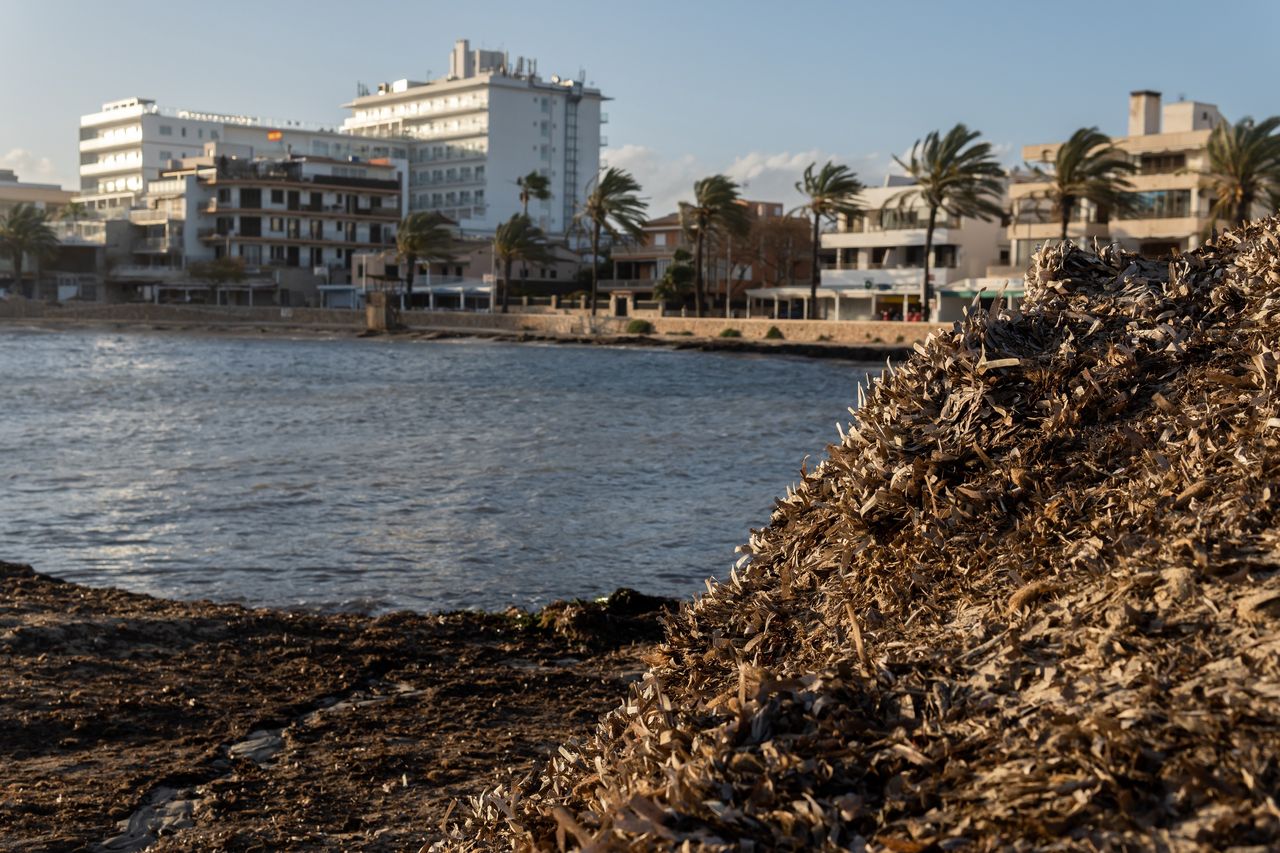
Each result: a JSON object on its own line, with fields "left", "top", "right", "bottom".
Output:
{"left": 0, "top": 300, "right": 945, "bottom": 345}
{"left": 0, "top": 300, "right": 364, "bottom": 328}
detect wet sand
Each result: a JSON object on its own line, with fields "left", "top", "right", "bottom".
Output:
{"left": 0, "top": 561, "right": 670, "bottom": 851}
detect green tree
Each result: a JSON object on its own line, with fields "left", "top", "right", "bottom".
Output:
{"left": 1202, "top": 116, "right": 1280, "bottom": 226}
{"left": 0, "top": 203, "right": 58, "bottom": 298}
{"left": 793, "top": 162, "right": 865, "bottom": 318}
{"left": 188, "top": 256, "right": 247, "bottom": 305}
{"left": 891, "top": 124, "right": 1005, "bottom": 321}
{"left": 652, "top": 247, "right": 695, "bottom": 310}
{"left": 576, "top": 167, "right": 648, "bottom": 318}
{"left": 679, "top": 175, "right": 751, "bottom": 318}
{"left": 493, "top": 214, "right": 551, "bottom": 314}
{"left": 396, "top": 211, "right": 455, "bottom": 306}
{"left": 516, "top": 171, "right": 551, "bottom": 216}
{"left": 1025, "top": 127, "right": 1136, "bottom": 242}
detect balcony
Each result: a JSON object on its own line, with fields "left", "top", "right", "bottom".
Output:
{"left": 136, "top": 236, "right": 178, "bottom": 253}
{"left": 108, "top": 265, "right": 184, "bottom": 281}
{"left": 79, "top": 132, "right": 142, "bottom": 153}
{"left": 820, "top": 266, "right": 954, "bottom": 290}
{"left": 130, "top": 208, "right": 181, "bottom": 225}
{"left": 80, "top": 159, "right": 142, "bottom": 177}
{"left": 823, "top": 227, "right": 954, "bottom": 249}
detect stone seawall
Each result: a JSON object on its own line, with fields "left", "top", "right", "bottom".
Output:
{"left": 0, "top": 301, "right": 944, "bottom": 345}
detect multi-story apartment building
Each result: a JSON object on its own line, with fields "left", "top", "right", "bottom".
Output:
{"left": 340, "top": 39, "right": 605, "bottom": 236}
{"left": 107, "top": 147, "right": 401, "bottom": 306}
{"left": 810, "top": 176, "right": 1010, "bottom": 321}
{"left": 1009, "top": 90, "right": 1225, "bottom": 266}
{"left": 77, "top": 97, "right": 411, "bottom": 216}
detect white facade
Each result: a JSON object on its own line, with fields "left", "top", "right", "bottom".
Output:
{"left": 78, "top": 97, "right": 411, "bottom": 216}
{"left": 340, "top": 39, "right": 605, "bottom": 236}
{"left": 816, "top": 176, "right": 1013, "bottom": 321}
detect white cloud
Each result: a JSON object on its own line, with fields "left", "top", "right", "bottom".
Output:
{"left": 0, "top": 149, "right": 59, "bottom": 182}
{"left": 604, "top": 144, "right": 894, "bottom": 216}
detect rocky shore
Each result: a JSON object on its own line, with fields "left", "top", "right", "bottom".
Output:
{"left": 0, "top": 561, "right": 672, "bottom": 851}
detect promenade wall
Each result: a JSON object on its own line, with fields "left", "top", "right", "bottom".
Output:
{"left": 0, "top": 300, "right": 944, "bottom": 344}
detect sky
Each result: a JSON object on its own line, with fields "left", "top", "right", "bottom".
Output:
{"left": 3, "top": 0, "right": 1278, "bottom": 214}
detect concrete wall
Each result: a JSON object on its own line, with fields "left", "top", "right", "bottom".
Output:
{"left": 0, "top": 299, "right": 944, "bottom": 344}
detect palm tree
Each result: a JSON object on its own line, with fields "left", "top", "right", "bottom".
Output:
{"left": 0, "top": 203, "right": 59, "bottom": 299}
{"left": 396, "top": 211, "right": 455, "bottom": 307}
{"left": 493, "top": 214, "right": 551, "bottom": 314}
{"left": 1024, "top": 127, "right": 1136, "bottom": 242}
{"left": 1202, "top": 116, "right": 1280, "bottom": 226}
{"left": 576, "top": 167, "right": 648, "bottom": 318}
{"left": 679, "top": 175, "right": 751, "bottom": 318}
{"left": 892, "top": 124, "right": 1005, "bottom": 321}
{"left": 57, "top": 201, "right": 89, "bottom": 240}
{"left": 516, "top": 171, "right": 551, "bottom": 216}
{"left": 793, "top": 162, "right": 865, "bottom": 319}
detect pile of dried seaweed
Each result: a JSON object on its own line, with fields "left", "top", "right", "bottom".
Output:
{"left": 456, "top": 220, "right": 1280, "bottom": 850}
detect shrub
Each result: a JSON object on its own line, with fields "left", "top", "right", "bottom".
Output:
{"left": 764, "top": 326, "right": 785, "bottom": 340}
{"left": 625, "top": 319, "right": 654, "bottom": 335}
{"left": 719, "top": 328, "right": 742, "bottom": 338}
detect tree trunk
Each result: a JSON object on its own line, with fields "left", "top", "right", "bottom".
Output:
{"left": 502, "top": 258, "right": 511, "bottom": 313}
{"left": 1238, "top": 192, "right": 1251, "bottom": 226}
{"left": 922, "top": 206, "right": 937, "bottom": 323}
{"left": 11, "top": 252, "right": 24, "bottom": 299}
{"left": 809, "top": 213, "right": 821, "bottom": 320}
{"left": 590, "top": 221, "right": 601, "bottom": 318}
{"left": 1060, "top": 196, "right": 1072, "bottom": 243}
{"left": 693, "top": 228, "right": 704, "bottom": 319}
{"left": 404, "top": 253, "right": 415, "bottom": 309}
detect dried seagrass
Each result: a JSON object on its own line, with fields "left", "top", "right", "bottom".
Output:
{"left": 452, "top": 220, "right": 1280, "bottom": 850}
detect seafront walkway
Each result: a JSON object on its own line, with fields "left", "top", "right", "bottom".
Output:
{"left": 0, "top": 300, "right": 944, "bottom": 347}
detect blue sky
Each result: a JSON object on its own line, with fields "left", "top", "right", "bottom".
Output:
{"left": 3, "top": 0, "right": 1278, "bottom": 212}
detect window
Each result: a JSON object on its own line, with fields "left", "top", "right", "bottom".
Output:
{"left": 159, "top": 125, "right": 173, "bottom": 136}
{"left": 270, "top": 245, "right": 286, "bottom": 262}
{"left": 239, "top": 217, "right": 262, "bottom": 237}
{"left": 210, "top": 131, "right": 219, "bottom": 141}
{"left": 198, "top": 129, "right": 204, "bottom": 138}
{"left": 653, "top": 233, "right": 667, "bottom": 247}
{"left": 271, "top": 189, "right": 284, "bottom": 204}
{"left": 270, "top": 217, "right": 284, "bottom": 232}
{"left": 217, "top": 188, "right": 230, "bottom": 203}
{"left": 370, "top": 224, "right": 382, "bottom": 243}
{"left": 159, "top": 151, "right": 172, "bottom": 161}
{"left": 240, "top": 188, "right": 262, "bottom": 208}
{"left": 1123, "top": 190, "right": 1193, "bottom": 220}
{"left": 286, "top": 219, "right": 300, "bottom": 238}
{"left": 310, "top": 220, "right": 322, "bottom": 239}
{"left": 180, "top": 127, "right": 187, "bottom": 137}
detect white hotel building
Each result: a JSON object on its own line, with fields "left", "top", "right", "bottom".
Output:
{"left": 77, "top": 98, "right": 411, "bottom": 216}
{"left": 340, "top": 39, "right": 605, "bottom": 235}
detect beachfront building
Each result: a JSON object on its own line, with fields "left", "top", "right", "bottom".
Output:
{"left": 77, "top": 97, "right": 412, "bottom": 217}
{"left": 789, "top": 176, "right": 1011, "bottom": 323}
{"left": 340, "top": 39, "right": 605, "bottom": 236}
{"left": 0, "top": 169, "right": 105, "bottom": 301}
{"left": 105, "top": 146, "right": 402, "bottom": 306}
{"left": 605, "top": 201, "right": 811, "bottom": 316}
{"left": 1009, "top": 91, "right": 1225, "bottom": 267}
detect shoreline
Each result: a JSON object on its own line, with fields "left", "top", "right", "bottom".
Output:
{"left": 0, "top": 560, "right": 672, "bottom": 850}
{"left": 0, "top": 310, "right": 916, "bottom": 362}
